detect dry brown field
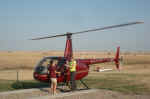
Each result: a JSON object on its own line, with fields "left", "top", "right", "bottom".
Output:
{"left": 0, "top": 51, "right": 150, "bottom": 94}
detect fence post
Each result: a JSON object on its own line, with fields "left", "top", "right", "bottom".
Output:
{"left": 17, "top": 70, "right": 19, "bottom": 82}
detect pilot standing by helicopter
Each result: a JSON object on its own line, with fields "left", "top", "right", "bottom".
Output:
{"left": 68, "top": 57, "right": 77, "bottom": 91}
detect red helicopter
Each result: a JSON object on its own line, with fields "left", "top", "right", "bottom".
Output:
{"left": 32, "top": 21, "right": 143, "bottom": 89}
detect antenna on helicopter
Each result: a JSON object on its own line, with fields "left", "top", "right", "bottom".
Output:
{"left": 30, "top": 21, "right": 143, "bottom": 40}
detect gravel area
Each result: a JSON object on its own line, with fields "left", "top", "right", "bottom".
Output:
{"left": 30, "top": 89, "right": 150, "bottom": 99}
{"left": 0, "top": 88, "right": 51, "bottom": 99}
{"left": 0, "top": 88, "right": 150, "bottom": 99}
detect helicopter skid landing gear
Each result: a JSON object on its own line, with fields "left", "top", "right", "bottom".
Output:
{"left": 80, "top": 79, "right": 89, "bottom": 89}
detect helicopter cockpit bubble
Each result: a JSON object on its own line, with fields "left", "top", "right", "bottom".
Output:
{"left": 34, "top": 57, "right": 66, "bottom": 75}
{"left": 34, "top": 57, "right": 51, "bottom": 74}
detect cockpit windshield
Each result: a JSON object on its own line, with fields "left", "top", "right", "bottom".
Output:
{"left": 34, "top": 57, "right": 66, "bottom": 74}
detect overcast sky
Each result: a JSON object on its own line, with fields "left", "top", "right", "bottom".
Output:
{"left": 0, "top": 0, "right": 149, "bottom": 51}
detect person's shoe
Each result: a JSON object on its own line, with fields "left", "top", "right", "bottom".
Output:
{"left": 53, "top": 92, "right": 58, "bottom": 96}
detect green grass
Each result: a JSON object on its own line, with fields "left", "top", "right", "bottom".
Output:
{"left": 0, "top": 73, "right": 150, "bottom": 95}
{"left": 81, "top": 73, "right": 150, "bottom": 95}
{"left": 0, "top": 80, "right": 49, "bottom": 92}
{"left": 0, "top": 80, "right": 15, "bottom": 92}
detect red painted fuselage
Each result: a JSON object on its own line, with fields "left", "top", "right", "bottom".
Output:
{"left": 33, "top": 34, "right": 120, "bottom": 83}
{"left": 32, "top": 21, "right": 143, "bottom": 83}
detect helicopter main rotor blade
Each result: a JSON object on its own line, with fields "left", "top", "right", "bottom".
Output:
{"left": 30, "top": 21, "right": 143, "bottom": 40}
{"left": 30, "top": 33, "right": 68, "bottom": 40}
{"left": 71, "top": 21, "right": 143, "bottom": 35}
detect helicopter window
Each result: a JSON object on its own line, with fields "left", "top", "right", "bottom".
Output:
{"left": 42, "top": 59, "right": 51, "bottom": 67}
{"left": 57, "top": 58, "right": 66, "bottom": 67}
{"left": 34, "top": 57, "right": 66, "bottom": 74}
{"left": 35, "top": 58, "right": 52, "bottom": 74}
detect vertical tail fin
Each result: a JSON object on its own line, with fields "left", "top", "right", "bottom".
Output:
{"left": 115, "top": 46, "right": 120, "bottom": 70}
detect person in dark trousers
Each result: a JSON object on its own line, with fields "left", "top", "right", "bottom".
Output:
{"left": 69, "top": 57, "right": 77, "bottom": 91}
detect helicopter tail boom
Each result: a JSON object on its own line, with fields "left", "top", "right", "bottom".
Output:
{"left": 78, "top": 47, "right": 121, "bottom": 70}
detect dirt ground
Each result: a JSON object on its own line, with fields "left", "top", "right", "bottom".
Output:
{"left": 0, "top": 88, "right": 150, "bottom": 99}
